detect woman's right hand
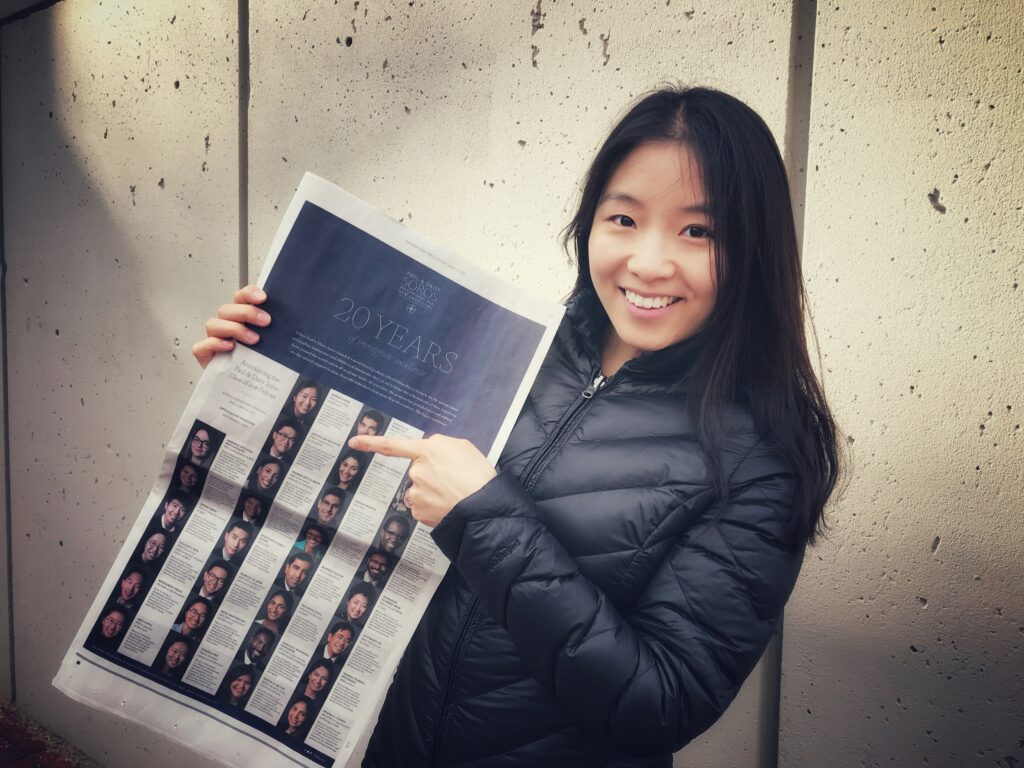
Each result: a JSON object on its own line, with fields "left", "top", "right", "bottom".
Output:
{"left": 192, "top": 285, "right": 272, "bottom": 368}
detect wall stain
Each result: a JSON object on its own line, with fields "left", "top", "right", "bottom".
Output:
{"left": 927, "top": 188, "right": 947, "bottom": 213}
{"left": 599, "top": 33, "right": 611, "bottom": 65}
{"left": 579, "top": 18, "right": 588, "bottom": 35}
{"left": 531, "top": 0, "right": 545, "bottom": 35}
{"left": 531, "top": 45, "right": 540, "bottom": 68}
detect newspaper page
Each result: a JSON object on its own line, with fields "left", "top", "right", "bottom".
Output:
{"left": 53, "top": 173, "right": 564, "bottom": 767}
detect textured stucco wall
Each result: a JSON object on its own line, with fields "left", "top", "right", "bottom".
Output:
{"left": 780, "top": 2, "right": 1024, "bottom": 766}
{"left": 1, "top": 3, "right": 237, "bottom": 765}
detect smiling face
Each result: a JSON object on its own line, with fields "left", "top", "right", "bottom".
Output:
{"left": 120, "top": 572, "right": 143, "bottom": 602}
{"left": 337, "top": 456, "right": 361, "bottom": 486}
{"left": 141, "top": 532, "right": 167, "bottom": 562}
{"left": 265, "top": 593, "right": 288, "bottom": 621}
{"left": 271, "top": 425, "right": 298, "bottom": 456}
{"left": 346, "top": 593, "right": 369, "bottom": 621}
{"left": 229, "top": 672, "right": 253, "bottom": 700}
{"left": 256, "top": 462, "right": 281, "bottom": 490}
{"left": 316, "top": 493, "right": 342, "bottom": 525}
{"left": 165, "top": 640, "right": 190, "bottom": 669}
{"left": 380, "top": 520, "right": 407, "bottom": 553}
{"left": 101, "top": 610, "right": 126, "bottom": 639}
{"left": 202, "top": 565, "right": 228, "bottom": 596}
{"left": 293, "top": 386, "right": 318, "bottom": 417}
{"left": 184, "top": 602, "right": 208, "bottom": 631}
{"left": 366, "top": 553, "right": 389, "bottom": 579}
{"left": 287, "top": 700, "right": 308, "bottom": 729}
{"left": 587, "top": 141, "right": 717, "bottom": 374}
{"left": 162, "top": 498, "right": 187, "bottom": 527}
{"left": 178, "top": 464, "right": 199, "bottom": 490}
{"left": 304, "top": 528, "right": 323, "bottom": 552}
{"left": 327, "top": 627, "right": 352, "bottom": 656}
{"left": 306, "top": 665, "right": 331, "bottom": 694}
{"left": 248, "top": 631, "right": 271, "bottom": 660}
{"left": 241, "top": 495, "right": 264, "bottom": 521}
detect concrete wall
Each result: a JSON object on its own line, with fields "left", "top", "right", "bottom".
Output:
{"left": 1, "top": 1, "right": 1021, "bottom": 767}
{"left": 1, "top": 2, "right": 236, "bottom": 765}
{"left": 780, "top": 2, "right": 1024, "bottom": 767}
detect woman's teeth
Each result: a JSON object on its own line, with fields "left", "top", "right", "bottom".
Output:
{"left": 624, "top": 289, "right": 680, "bottom": 309}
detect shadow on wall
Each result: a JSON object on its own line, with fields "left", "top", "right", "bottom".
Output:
{"left": 3, "top": 7, "right": 230, "bottom": 768}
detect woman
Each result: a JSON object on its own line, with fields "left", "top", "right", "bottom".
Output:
{"left": 278, "top": 696, "right": 312, "bottom": 738}
{"left": 282, "top": 380, "right": 321, "bottom": 428}
{"left": 334, "top": 449, "right": 367, "bottom": 492}
{"left": 340, "top": 582, "right": 375, "bottom": 625}
{"left": 298, "top": 660, "right": 333, "bottom": 703}
{"left": 217, "top": 664, "right": 257, "bottom": 708}
{"left": 153, "top": 634, "right": 192, "bottom": 680}
{"left": 256, "top": 588, "right": 294, "bottom": 634}
{"left": 171, "top": 595, "right": 212, "bottom": 639}
{"left": 173, "top": 461, "right": 203, "bottom": 494}
{"left": 293, "top": 523, "right": 328, "bottom": 560}
{"left": 194, "top": 87, "right": 840, "bottom": 767}
{"left": 246, "top": 456, "right": 283, "bottom": 495}
{"left": 87, "top": 604, "right": 129, "bottom": 652}
{"left": 135, "top": 530, "right": 169, "bottom": 566}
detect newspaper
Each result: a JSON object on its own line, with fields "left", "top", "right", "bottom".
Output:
{"left": 53, "top": 173, "right": 564, "bottom": 767}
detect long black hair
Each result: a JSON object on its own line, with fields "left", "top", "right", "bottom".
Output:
{"left": 564, "top": 86, "right": 841, "bottom": 549}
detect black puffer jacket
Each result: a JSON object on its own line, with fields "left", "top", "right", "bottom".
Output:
{"left": 363, "top": 294, "right": 804, "bottom": 767}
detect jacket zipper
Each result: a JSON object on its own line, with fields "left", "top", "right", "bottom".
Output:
{"left": 428, "top": 367, "right": 612, "bottom": 767}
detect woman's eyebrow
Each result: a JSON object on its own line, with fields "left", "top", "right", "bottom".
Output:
{"left": 597, "top": 192, "right": 709, "bottom": 215}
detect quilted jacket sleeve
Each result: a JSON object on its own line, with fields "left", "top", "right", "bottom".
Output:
{"left": 430, "top": 436, "right": 804, "bottom": 757}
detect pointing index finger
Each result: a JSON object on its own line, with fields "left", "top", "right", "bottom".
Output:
{"left": 349, "top": 435, "right": 424, "bottom": 459}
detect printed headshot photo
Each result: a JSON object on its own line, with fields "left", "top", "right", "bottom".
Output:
{"left": 133, "top": 528, "right": 171, "bottom": 569}
{"left": 375, "top": 511, "right": 414, "bottom": 558}
{"left": 194, "top": 558, "right": 235, "bottom": 603}
{"left": 330, "top": 448, "right": 369, "bottom": 497}
{"left": 348, "top": 407, "right": 388, "bottom": 439}
{"left": 215, "top": 518, "right": 255, "bottom": 565}
{"left": 217, "top": 663, "right": 258, "bottom": 709}
{"left": 280, "top": 378, "right": 324, "bottom": 430}
{"left": 274, "top": 550, "right": 316, "bottom": 596}
{"left": 86, "top": 603, "right": 130, "bottom": 653}
{"left": 262, "top": 417, "right": 302, "bottom": 464}
{"left": 277, "top": 694, "right": 314, "bottom": 740}
{"left": 356, "top": 547, "right": 396, "bottom": 591}
{"left": 181, "top": 421, "right": 225, "bottom": 470}
{"left": 151, "top": 488, "right": 196, "bottom": 536}
{"left": 386, "top": 475, "right": 414, "bottom": 520}
{"left": 245, "top": 455, "right": 285, "bottom": 498}
{"left": 152, "top": 632, "right": 194, "bottom": 680}
{"left": 111, "top": 564, "right": 151, "bottom": 612}
{"left": 292, "top": 522, "right": 329, "bottom": 562}
{"left": 170, "top": 594, "right": 214, "bottom": 642}
{"left": 292, "top": 658, "right": 334, "bottom": 711}
{"left": 318, "top": 620, "right": 357, "bottom": 668}
{"left": 233, "top": 491, "right": 269, "bottom": 529}
{"left": 235, "top": 624, "right": 277, "bottom": 669}
{"left": 307, "top": 485, "right": 347, "bottom": 531}
{"left": 337, "top": 580, "right": 377, "bottom": 628}
{"left": 171, "top": 458, "right": 207, "bottom": 497}
{"left": 255, "top": 588, "right": 295, "bottom": 635}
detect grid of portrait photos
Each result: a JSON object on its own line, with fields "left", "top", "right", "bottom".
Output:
{"left": 82, "top": 379, "right": 419, "bottom": 763}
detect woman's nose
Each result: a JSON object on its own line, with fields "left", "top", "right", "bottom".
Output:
{"left": 626, "top": 232, "right": 675, "bottom": 281}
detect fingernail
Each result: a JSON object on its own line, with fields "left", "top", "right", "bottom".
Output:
{"left": 256, "top": 311, "right": 270, "bottom": 324}
{"left": 253, "top": 289, "right": 266, "bottom": 301}
{"left": 245, "top": 331, "right": 259, "bottom": 343}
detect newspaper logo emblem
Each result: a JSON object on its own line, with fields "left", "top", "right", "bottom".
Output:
{"left": 399, "top": 272, "right": 440, "bottom": 315}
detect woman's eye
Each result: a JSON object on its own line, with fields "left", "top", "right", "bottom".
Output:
{"left": 682, "top": 225, "right": 712, "bottom": 239}
{"left": 611, "top": 214, "right": 636, "bottom": 228}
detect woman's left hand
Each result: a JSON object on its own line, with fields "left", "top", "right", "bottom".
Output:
{"left": 348, "top": 434, "right": 496, "bottom": 527}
